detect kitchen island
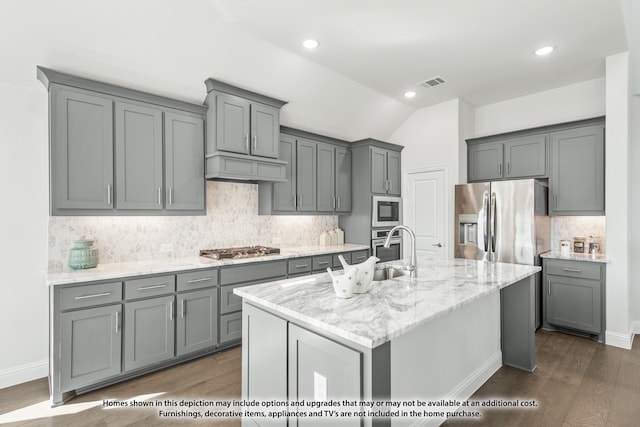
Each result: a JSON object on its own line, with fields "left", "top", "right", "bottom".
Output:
{"left": 234, "top": 256, "right": 540, "bottom": 427}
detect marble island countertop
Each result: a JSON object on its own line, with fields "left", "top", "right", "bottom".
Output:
{"left": 234, "top": 256, "right": 540, "bottom": 349}
{"left": 46, "top": 244, "right": 369, "bottom": 286}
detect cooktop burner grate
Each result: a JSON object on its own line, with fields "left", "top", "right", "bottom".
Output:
{"left": 199, "top": 246, "right": 281, "bottom": 260}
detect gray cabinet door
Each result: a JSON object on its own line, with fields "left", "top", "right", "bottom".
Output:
{"left": 546, "top": 275, "right": 601, "bottom": 334}
{"left": 115, "top": 102, "right": 163, "bottom": 210}
{"left": 387, "top": 149, "right": 401, "bottom": 195}
{"left": 550, "top": 125, "right": 605, "bottom": 215}
{"left": 468, "top": 142, "right": 503, "bottom": 182}
{"left": 504, "top": 134, "right": 547, "bottom": 179}
{"left": 216, "top": 93, "right": 250, "bottom": 155}
{"left": 60, "top": 304, "right": 122, "bottom": 390}
{"left": 243, "top": 303, "right": 287, "bottom": 427}
{"left": 288, "top": 324, "right": 361, "bottom": 426}
{"left": 124, "top": 295, "right": 175, "bottom": 371}
{"left": 176, "top": 288, "right": 218, "bottom": 356}
{"left": 165, "top": 112, "right": 205, "bottom": 211}
{"left": 251, "top": 103, "right": 279, "bottom": 158}
{"left": 51, "top": 86, "right": 114, "bottom": 212}
{"left": 317, "top": 142, "right": 336, "bottom": 212}
{"left": 296, "top": 138, "right": 317, "bottom": 211}
{"left": 272, "top": 135, "right": 297, "bottom": 211}
{"left": 335, "top": 146, "right": 351, "bottom": 212}
{"left": 370, "top": 147, "right": 388, "bottom": 194}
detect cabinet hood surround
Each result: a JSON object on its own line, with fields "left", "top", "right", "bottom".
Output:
{"left": 204, "top": 78, "right": 289, "bottom": 183}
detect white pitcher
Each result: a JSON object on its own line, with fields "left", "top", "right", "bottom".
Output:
{"left": 326, "top": 266, "right": 359, "bottom": 298}
{"left": 338, "top": 255, "right": 379, "bottom": 293}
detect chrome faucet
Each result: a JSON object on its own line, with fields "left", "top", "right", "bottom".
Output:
{"left": 384, "top": 225, "right": 417, "bottom": 278}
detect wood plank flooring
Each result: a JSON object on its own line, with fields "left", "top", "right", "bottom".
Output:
{"left": 0, "top": 331, "right": 638, "bottom": 426}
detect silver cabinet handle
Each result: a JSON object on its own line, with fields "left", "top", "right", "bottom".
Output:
{"left": 293, "top": 194, "right": 297, "bottom": 208}
{"left": 498, "top": 163, "right": 502, "bottom": 176}
{"left": 388, "top": 180, "right": 392, "bottom": 193}
{"left": 106, "top": 184, "right": 112, "bottom": 205}
{"left": 507, "top": 162, "right": 511, "bottom": 175}
{"left": 298, "top": 194, "right": 303, "bottom": 207}
{"left": 181, "top": 299, "right": 185, "bottom": 319}
{"left": 548, "top": 279, "right": 551, "bottom": 295}
{"left": 253, "top": 135, "right": 257, "bottom": 151}
{"left": 332, "top": 197, "right": 336, "bottom": 209}
{"left": 245, "top": 134, "right": 249, "bottom": 151}
{"left": 169, "top": 301, "right": 173, "bottom": 321}
{"left": 317, "top": 261, "right": 330, "bottom": 266}
{"left": 187, "top": 277, "right": 212, "bottom": 284}
{"left": 158, "top": 187, "right": 162, "bottom": 206}
{"left": 295, "top": 264, "right": 309, "bottom": 268}
{"left": 115, "top": 310, "right": 120, "bottom": 333}
{"left": 355, "top": 255, "right": 366, "bottom": 260}
{"left": 137, "top": 284, "right": 167, "bottom": 291}
{"left": 337, "top": 197, "right": 341, "bottom": 209}
{"left": 562, "top": 268, "right": 582, "bottom": 273}
{"left": 169, "top": 187, "right": 173, "bottom": 206}
{"left": 75, "top": 292, "right": 111, "bottom": 300}
{"left": 432, "top": 243, "right": 443, "bottom": 247}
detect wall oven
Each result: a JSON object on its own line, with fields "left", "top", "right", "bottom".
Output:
{"left": 372, "top": 196, "right": 402, "bottom": 227}
{"left": 371, "top": 229, "right": 402, "bottom": 262}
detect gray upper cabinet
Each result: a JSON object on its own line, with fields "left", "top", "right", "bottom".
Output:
{"left": 467, "top": 133, "right": 547, "bottom": 182}
{"left": 115, "top": 102, "right": 163, "bottom": 210}
{"left": 38, "top": 67, "right": 207, "bottom": 216}
{"left": 164, "top": 112, "right": 205, "bottom": 211}
{"left": 335, "top": 146, "right": 352, "bottom": 212}
{"left": 549, "top": 125, "right": 605, "bottom": 215}
{"left": 371, "top": 146, "right": 401, "bottom": 195}
{"left": 271, "top": 135, "right": 297, "bottom": 212}
{"left": 204, "top": 78, "right": 287, "bottom": 182}
{"left": 296, "top": 138, "right": 317, "bottom": 212}
{"left": 317, "top": 142, "right": 336, "bottom": 212}
{"left": 51, "top": 85, "right": 114, "bottom": 213}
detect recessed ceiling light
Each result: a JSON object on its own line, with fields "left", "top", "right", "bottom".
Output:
{"left": 302, "top": 39, "right": 319, "bottom": 49}
{"left": 404, "top": 91, "right": 416, "bottom": 98}
{"left": 535, "top": 46, "right": 554, "bottom": 56}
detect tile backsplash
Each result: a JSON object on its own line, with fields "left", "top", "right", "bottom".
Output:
{"left": 550, "top": 216, "right": 606, "bottom": 252}
{"left": 48, "top": 181, "right": 338, "bottom": 270}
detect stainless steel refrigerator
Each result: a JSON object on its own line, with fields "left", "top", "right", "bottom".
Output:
{"left": 454, "top": 179, "right": 550, "bottom": 327}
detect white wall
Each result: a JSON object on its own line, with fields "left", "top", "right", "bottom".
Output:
{"left": 0, "top": 0, "right": 414, "bottom": 388}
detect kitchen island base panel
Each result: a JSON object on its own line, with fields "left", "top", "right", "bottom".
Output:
{"left": 501, "top": 275, "right": 536, "bottom": 372}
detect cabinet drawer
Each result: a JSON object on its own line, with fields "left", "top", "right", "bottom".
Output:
{"left": 333, "top": 253, "right": 351, "bottom": 269}
{"left": 545, "top": 260, "right": 601, "bottom": 280}
{"left": 125, "top": 275, "right": 175, "bottom": 300}
{"left": 59, "top": 282, "right": 123, "bottom": 311}
{"left": 351, "top": 250, "right": 369, "bottom": 264}
{"left": 288, "top": 257, "right": 312, "bottom": 275}
{"left": 312, "top": 255, "right": 333, "bottom": 272}
{"left": 220, "top": 311, "right": 242, "bottom": 343}
{"left": 177, "top": 269, "right": 218, "bottom": 292}
{"left": 220, "top": 260, "right": 287, "bottom": 285}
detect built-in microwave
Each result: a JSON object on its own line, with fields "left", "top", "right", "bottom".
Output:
{"left": 372, "top": 196, "right": 402, "bottom": 227}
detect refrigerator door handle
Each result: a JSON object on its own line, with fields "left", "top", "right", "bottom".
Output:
{"left": 482, "top": 191, "right": 489, "bottom": 252}
{"left": 490, "top": 192, "right": 497, "bottom": 254}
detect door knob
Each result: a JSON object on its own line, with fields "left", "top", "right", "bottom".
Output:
{"left": 432, "top": 243, "right": 443, "bottom": 247}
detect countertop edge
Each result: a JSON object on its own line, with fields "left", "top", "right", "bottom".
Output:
{"left": 541, "top": 251, "right": 609, "bottom": 263}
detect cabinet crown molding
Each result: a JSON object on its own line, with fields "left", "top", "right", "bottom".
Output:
{"left": 204, "top": 78, "right": 287, "bottom": 109}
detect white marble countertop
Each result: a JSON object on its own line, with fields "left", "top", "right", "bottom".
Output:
{"left": 234, "top": 256, "right": 540, "bottom": 349}
{"left": 46, "top": 244, "right": 369, "bottom": 286}
{"left": 540, "top": 251, "right": 609, "bottom": 263}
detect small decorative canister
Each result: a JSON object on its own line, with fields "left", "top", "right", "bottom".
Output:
{"left": 68, "top": 238, "right": 99, "bottom": 269}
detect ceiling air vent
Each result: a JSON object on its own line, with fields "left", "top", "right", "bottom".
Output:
{"left": 418, "top": 76, "right": 446, "bottom": 88}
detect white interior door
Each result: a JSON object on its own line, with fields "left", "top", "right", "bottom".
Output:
{"left": 405, "top": 168, "right": 447, "bottom": 257}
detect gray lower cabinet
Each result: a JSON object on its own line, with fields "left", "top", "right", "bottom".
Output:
{"left": 124, "top": 294, "right": 175, "bottom": 371}
{"left": 176, "top": 288, "right": 218, "bottom": 356}
{"left": 549, "top": 125, "right": 605, "bottom": 215}
{"left": 59, "top": 304, "right": 122, "bottom": 391}
{"left": 50, "top": 85, "right": 114, "bottom": 213}
{"left": 543, "top": 259, "right": 606, "bottom": 341}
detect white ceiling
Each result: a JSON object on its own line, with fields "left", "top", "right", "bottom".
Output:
{"left": 213, "top": 0, "right": 628, "bottom": 109}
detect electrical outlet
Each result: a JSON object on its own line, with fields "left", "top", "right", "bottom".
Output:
{"left": 160, "top": 243, "right": 173, "bottom": 253}
{"left": 313, "top": 372, "right": 327, "bottom": 401}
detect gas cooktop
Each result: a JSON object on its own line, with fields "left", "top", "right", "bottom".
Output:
{"left": 199, "top": 246, "right": 281, "bottom": 260}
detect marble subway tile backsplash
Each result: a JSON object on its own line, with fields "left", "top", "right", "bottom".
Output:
{"left": 550, "top": 216, "right": 606, "bottom": 253}
{"left": 48, "top": 181, "right": 338, "bottom": 270}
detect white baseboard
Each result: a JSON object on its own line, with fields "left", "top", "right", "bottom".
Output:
{"left": 605, "top": 330, "right": 634, "bottom": 349}
{"left": 0, "top": 360, "right": 48, "bottom": 389}
{"left": 414, "top": 351, "right": 503, "bottom": 427}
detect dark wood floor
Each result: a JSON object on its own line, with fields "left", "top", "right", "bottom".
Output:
{"left": 0, "top": 330, "right": 638, "bottom": 426}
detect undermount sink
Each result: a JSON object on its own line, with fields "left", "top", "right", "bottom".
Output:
{"left": 373, "top": 264, "right": 413, "bottom": 281}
